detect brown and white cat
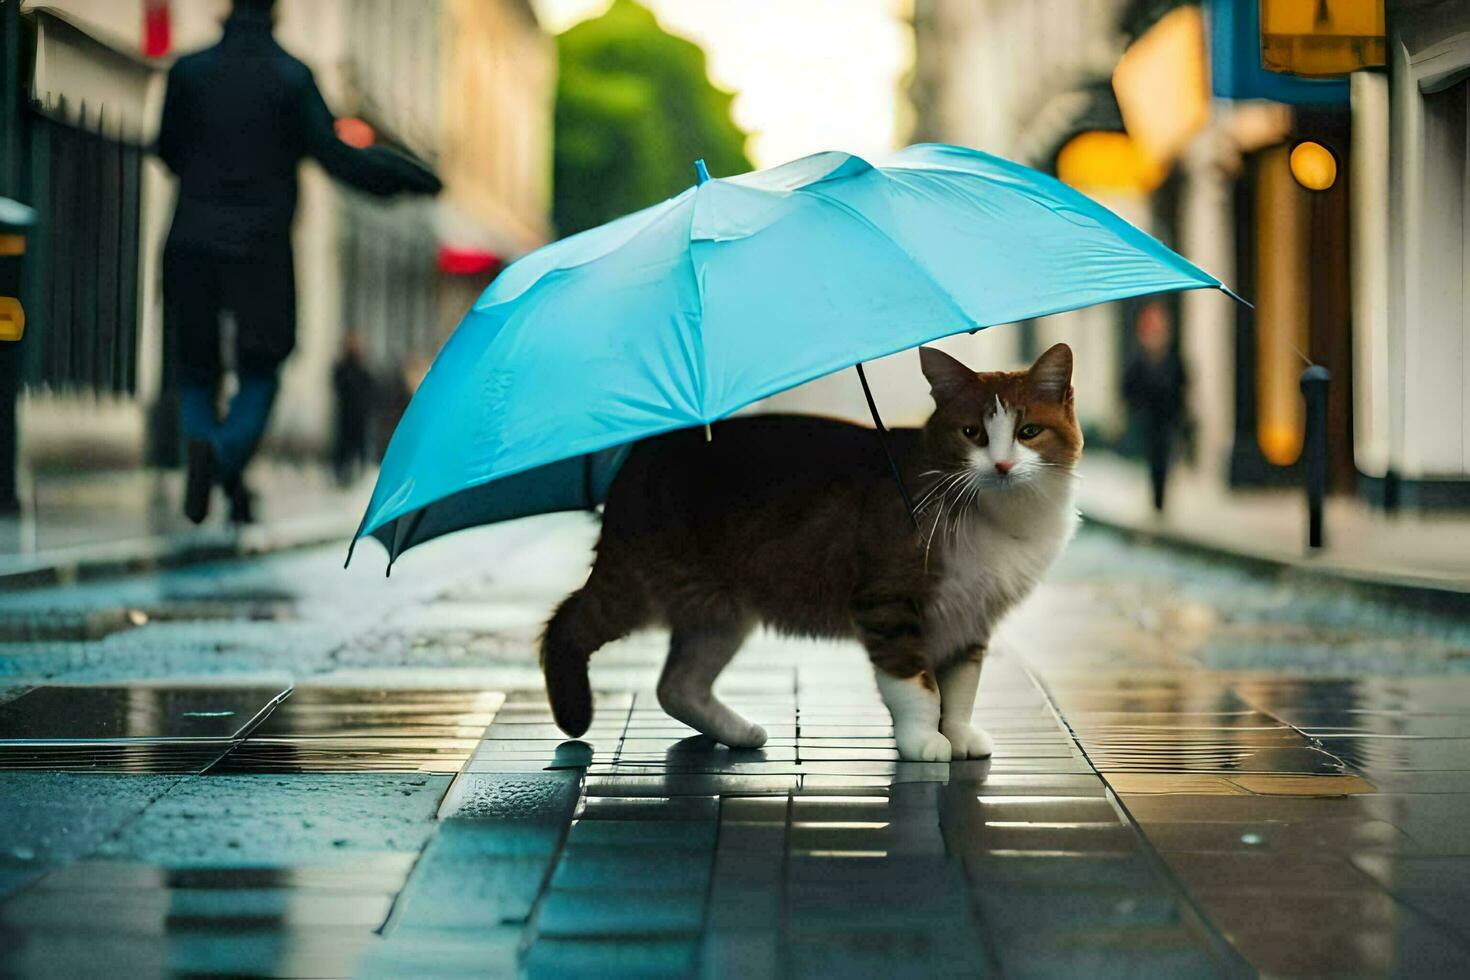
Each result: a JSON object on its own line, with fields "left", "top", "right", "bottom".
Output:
{"left": 541, "top": 343, "right": 1082, "bottom": 761}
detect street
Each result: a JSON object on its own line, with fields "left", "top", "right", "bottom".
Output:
{"left": 2, "top": 517, "right": 1468, "bottom": 977}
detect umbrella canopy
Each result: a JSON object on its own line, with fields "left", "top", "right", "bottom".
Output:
{"left": 354, "top": 143, "right": 1232, "bottom": 566}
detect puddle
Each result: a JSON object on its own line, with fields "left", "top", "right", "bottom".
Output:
{"left": 210, "top": 688, "right": 503, "bottom": 774}
{"left": 0, "top": 686, "right": 290, "bottom": 744}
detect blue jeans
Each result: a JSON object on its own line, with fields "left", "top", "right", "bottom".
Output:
{"left": 181, "top": 373, "right": 279, "bottom": 480}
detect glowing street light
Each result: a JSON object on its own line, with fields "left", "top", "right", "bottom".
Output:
{"left": 1290, "top": 140, "right": 1338, "bottom": 191}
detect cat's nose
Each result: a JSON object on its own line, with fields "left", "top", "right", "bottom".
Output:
{"left": 994, "top": 460, "right": 1014, "bottom": 475}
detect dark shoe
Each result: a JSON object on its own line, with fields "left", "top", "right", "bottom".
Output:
{"left": 184, "top": 439, "right": 216, "bottom": 524}
{"left": 224, "top": 476, "right": 255, "bottom": 526}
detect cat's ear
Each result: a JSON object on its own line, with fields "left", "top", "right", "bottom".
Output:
{"left": 1028, "top": 343, "right": 1073, "bottom": 402}
{"left": 919, "top": 346, "right": 976, "bottom": 403}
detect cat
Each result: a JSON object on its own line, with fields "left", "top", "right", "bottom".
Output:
{"left": 541, "top": 343, "right": 1083, "bottom": 761}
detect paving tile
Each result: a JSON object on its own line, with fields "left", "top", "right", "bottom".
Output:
{"left": 583, "top": 773, "right": 800, "bottom": 797}
{"left": 1138, "top": 818, "right": 1417, "bottom": 854}
{"left": 0, "top": 685, "right": 289, "bottom": 742}
{"left": 1228, "top": 772, "right": 1376, "bottom": 796}
{"left": 524, "top": 936, "right": 698, "bottom": 979}
{"left": 1190, "top": 889, "right": 1470, "bottom": 977}
{"left": 437, "top": 769, "right": 581, "bottom": 822}
{"left": 1106, "top": 773, "right": 1251, "bottom": 795}
{"left": 552, "top": 844, "right": 714, "bottom": 891}
{"left": 94, "top": 773, "right": 450, "bottom": 866}
{"left": 0, "top": 772, "right": 184, "bottom": 876}
{"left": 699, "top": 930, "right": 780, "bottom": 978}
{"left": 535, "top": 888, "right": 706, "bottom": 938}
{"left": 0, "top": 742, "right": 236, "bottom": 773}
{"left": 990, "top": 926, "right": 1226, "bottom": 979}
{"left": 972, "top": 773, "right": 1109, "bottom": 796}
{"left": 970, "top": 796, "right": 1121, "bottom": 824}
{"left": 1163, "top": 851, "right": 1376, "bottom": 894}
{"left": 578, "top": 795, "right": 719, "bottom": 822}
{"left": 357, "top": 925, "right": 523, "bottom": 978}
{"left": 1349, "top": 770, "right": 1470, "bottom": 794}
{"left": 1316, "top": 736, "right": 1470, "bottom": 772}
{"left": 976, "top": 888, "right": 1183, "bottom": 933}
{"left": 963, "top": 852, "right": 1164, "bottom": 890}
{"left": 394, "top": 848, "right": 563, "bottom": 927}
{"left": 787, "top": 927, "right": 993, "bottom": 979}
{"left": 567, "top": 818, "right": 717, "bottom": 848}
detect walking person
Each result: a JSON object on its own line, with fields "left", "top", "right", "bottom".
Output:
{"left": 157, "top": 0, "right": 440, "bottom": 524}
{"left": 331, "top": 332, "right": 376, "bottom": 486}
{"left": 1122, "top": 300, "right": 1187, "bottom": 512}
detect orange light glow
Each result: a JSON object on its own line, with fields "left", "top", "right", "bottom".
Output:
{"left": 1290, "top": 141, "right": 1338, "bottom": 191}
{"left": 1112, "top": 5, "right": 1210, "bottom": 168}
{"left": 335, "top": 117, "right": 376, "bottom": 149}
{"left": 1056, "top": 131, "right": 1166, "bottom": 195}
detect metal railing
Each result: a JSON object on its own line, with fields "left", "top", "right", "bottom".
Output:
{"left": 20, "top": 98, "right": 144, "bottom": 396}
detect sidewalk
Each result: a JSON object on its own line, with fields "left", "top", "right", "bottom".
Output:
{"left": 0, "top": 462, "right": 368, "bottom": 588}
{"left": 1076, "top": 452, "right": 1470, "bottom": 596}
{"left": 3, "top": 515, "right": 1469, "bottom": 976}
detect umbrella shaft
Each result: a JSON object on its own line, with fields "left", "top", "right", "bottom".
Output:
{"left": 855, "top": 362, "right": 919, "bottom": 532}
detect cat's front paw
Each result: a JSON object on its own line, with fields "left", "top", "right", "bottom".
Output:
{"left": 895, "top": 727, "right": 952, "bottom": 762}
{"left": 941, "top": 723, "right": 993, "bottom": 760}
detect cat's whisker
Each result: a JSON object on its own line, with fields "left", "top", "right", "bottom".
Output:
{"left": 916, "top": 471, "right": 966, "bottom": 515}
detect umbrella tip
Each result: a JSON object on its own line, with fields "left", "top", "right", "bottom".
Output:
{"left": 694, "top": 159, "right": 710, "bottom": 185}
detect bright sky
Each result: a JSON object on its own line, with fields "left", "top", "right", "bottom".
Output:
{"left": 531, "top": 0, "right": 914, "bottom": 169}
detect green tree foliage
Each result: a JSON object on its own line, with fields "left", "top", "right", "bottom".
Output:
{"left": 553, "top": 0, "right": 752, "bottom": 235}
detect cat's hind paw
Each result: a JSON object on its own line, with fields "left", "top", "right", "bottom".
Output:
{"left": 941, "top": 723, "right": 993, "bottom": 760}
{"left": 720, "top": 722, "right": 768, "bottom": 750}
{"left": 895, "top": 728, "right": 952, "bottom": 762}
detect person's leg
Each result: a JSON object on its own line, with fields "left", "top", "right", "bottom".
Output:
{"left": 164, "top": 245, "right": 223, "bottom": 523}
{"left": 213, "top": 372, "right": 280, "bottom": 478}
{"left": 220, "top": 243, "right": 296, "bottom": 492}
{"left": 1146, "top": 417, "right": 1169, "bottom": 511}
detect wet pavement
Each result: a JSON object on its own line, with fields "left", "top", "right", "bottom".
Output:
{"left": 1, "top": 514, "right": 1469, "bottom": 977}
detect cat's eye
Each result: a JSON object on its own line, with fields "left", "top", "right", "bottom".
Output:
{"left": 1018, "top": 423, "right": 1044, "bottom": 440}
{"left": 961, "top": 425, "right": 980, "bottom": 440}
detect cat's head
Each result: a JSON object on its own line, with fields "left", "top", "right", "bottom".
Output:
{"left": 917, "top": 343, "right": 1083, "bottom": 492}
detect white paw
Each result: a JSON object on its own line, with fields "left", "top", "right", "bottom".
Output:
{"left": 895, "top": 727, "right": 952, "bottom": 762}
{"left": 941, "top": 723, "right": 993, "bottom": 760}
{"left": 722, "top": 723, "right": 768, "bottom": 750}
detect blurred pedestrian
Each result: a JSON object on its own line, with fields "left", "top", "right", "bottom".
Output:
{"left": 1123, "top": 301, "right": 1186, "bottom": 512}
{"left": 331, "top": 332, "right": 375, "bottom": 486}
{"left": 373, "top": 354, "right": 431, "bottom": 462}
{"left": 156, "top": 0, "right": 441, "bottom": 524}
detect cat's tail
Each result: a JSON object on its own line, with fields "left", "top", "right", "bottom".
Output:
{"left": 541, "top": 569, "right": 645, "bottom": 738}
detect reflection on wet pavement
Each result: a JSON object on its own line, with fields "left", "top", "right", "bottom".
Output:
{"left": 1016, "top": 532, "right": 1470, "bottom": 976}
{"left": 2, "top": 522, "right": 1470, "bottom": 975}
{"left": 0, "top": 685, "right": 289, "bottom": 742}
{"left": 214, "top": 687, "right": 505, "bottom": 774}
{"left": 0, "top": 685, "right": 290, "bottom": 772}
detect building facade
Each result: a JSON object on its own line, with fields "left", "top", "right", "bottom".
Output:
{"left": 1365, "top": 0, "right": 1470, "bottom": 504}
{"left": 908, "top": 0, "right": 1462, "bottom": 510}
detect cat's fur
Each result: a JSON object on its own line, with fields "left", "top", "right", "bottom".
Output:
{"left": 541, "top": 343, "right": 1083, "bottom": 760}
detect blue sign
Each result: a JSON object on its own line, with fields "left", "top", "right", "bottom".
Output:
{"left": 1209, "top": 0, "right": 1350, "bottom": 105}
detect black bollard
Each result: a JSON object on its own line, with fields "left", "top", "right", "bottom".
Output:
{"left": 1300, "top": 365, "right": 1330, "bottom": 549}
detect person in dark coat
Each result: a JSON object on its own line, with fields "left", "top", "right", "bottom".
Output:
{"left": 1122, "top": 300, "right": 1187, "bottom": 512}
{"left": 157, "top": 0, "right": 440, "bottom": 524}
{"left": 331, "top": 331, "right": 376, "bottom": 486}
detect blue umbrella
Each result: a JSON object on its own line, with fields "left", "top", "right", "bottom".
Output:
{"left": 352, "top": 143, "right": 1237, "bottom": 567}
